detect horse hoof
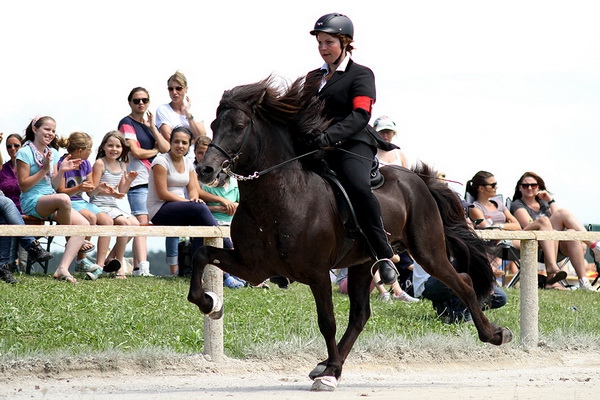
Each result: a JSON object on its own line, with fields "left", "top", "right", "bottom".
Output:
{"left": 205, "top": 292, "right": 223, "bottom": 320}
{"left": 308, "top": 364, "right": 326, "bottom": 380}
{"left": 310, "top": 376, "right": 338, "bottom": 391}
{"left": 502, "top": 327, "right": 513, "bottom": 344}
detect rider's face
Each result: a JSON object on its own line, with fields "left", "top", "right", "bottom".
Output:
{"left": 317, "top": 32, "right": 342, "bottom": 65}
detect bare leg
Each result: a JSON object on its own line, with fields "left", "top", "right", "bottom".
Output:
{"left": 35, "top": 195, "right": 89, "bottom": 280}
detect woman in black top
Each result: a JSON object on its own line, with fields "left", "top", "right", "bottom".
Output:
{"left": 306, "top": 13, "right": 398, "bottom": 284}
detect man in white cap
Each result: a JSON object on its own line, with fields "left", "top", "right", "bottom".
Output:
{"left": 373, "top": 116, "right": 408, "bottom": 167}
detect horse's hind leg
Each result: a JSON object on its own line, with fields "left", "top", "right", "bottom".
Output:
{"left": 335, "top": 264, "right": 373, "bottom": 361}
{"left": 415, "top": 251, "right": 510, "bottom": 346}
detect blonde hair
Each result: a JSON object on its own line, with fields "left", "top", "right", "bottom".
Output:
{"left": 168, "top": 70, "right": 188, "bottom": 88}
{"left": 58, "top": 131, "right": 92, "bottom": 154}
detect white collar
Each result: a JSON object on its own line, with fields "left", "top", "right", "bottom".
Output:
{"left": 320, "top": 53, "right": 351, "bottom": 75}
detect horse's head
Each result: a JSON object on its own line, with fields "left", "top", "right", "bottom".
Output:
{"left": 197, "top": 76, "right": 319, "bottom": 184}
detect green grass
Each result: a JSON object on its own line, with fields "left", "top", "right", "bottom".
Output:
{"left": 1, "top": 275, "right": 600, "bottom": 366}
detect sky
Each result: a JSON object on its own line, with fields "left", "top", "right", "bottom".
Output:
{"left": 2, "top": 1, "right": 600, "bottom": 252}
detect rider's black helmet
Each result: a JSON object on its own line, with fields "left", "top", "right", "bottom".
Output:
{"left": 310, "top": 13, "right": 354, "bottom": 40}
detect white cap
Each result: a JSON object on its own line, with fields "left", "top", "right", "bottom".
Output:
{"left": 373, "top": 116, "right": 396, "bottom": 132}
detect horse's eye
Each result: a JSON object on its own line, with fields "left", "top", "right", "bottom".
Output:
{"left": 235, "top": 124, "right": 245, "bottom": 133}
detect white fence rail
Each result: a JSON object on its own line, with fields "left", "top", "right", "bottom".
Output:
{"left": 1, "top": 226, "right": 598, "bottom": 353}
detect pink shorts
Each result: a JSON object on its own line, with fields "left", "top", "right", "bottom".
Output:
{"left": 338, "top": 278, "right": 375, "bottom": 295}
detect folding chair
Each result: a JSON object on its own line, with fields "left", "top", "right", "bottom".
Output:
{"left": 21, "top": 215, "right": 55, "bottom": 274}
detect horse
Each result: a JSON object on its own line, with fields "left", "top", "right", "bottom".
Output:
{"left": 188, "top": 76, "right": 512, "bottom": 391}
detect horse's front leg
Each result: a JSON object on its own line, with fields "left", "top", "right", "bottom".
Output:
{"left": 187, "top": 246, "right": 229, "bottom": 319}
{"left": 309, "top": 264, "right": 372, "bottom": 384}
{"left": 307, "top": 278, "right": 342, "bottom": 391}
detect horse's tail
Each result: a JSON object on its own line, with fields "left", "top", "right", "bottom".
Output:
{"left": 414, "top": 163, "right": 494, "bottom": 302}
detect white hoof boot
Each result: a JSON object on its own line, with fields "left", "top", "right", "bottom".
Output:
{"left": 311, "top": 376, "right": 338, "bottom": 391}
{"left": 205, "top": 292, "right": 223, "bottom": 320}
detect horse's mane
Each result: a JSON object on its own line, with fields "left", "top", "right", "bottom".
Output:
{"left": 217, "top": 75, "right": 329, "bottom": 167}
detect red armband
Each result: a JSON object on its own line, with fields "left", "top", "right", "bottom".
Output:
{"left": 353, "top": 96, "right": 374, "bottom": 114}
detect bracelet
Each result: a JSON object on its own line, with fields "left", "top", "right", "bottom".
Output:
{"left": 498, "top": 223, "right": 504, "bottom": 230}
{"left": 548, "top": 199, "right": 555, "bottom": 205}
{"left": 187, "top": 114, "right": 194, "bottom": 120}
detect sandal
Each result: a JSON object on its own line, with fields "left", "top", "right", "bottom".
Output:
{"left": 53, "top": 274, "right": 78, "bottom": 284}
{"left": 113, "top": 274, "right": 127, "bottom": 280}
{"left": 546, "top": 270, "right": 568, "bottom": 285}
{"left": 79, "top": 240, "right": 95, "bottom": 254}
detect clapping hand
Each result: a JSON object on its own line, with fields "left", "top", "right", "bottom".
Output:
{"left": 58, "top": 154, "right": 82, "bottom": 172}
{"left": 125, "top": 171, "right": 138, "bottom": 183}
{"left": 80, "top": 181, "right": 95, "bottom": 193}
{"left": 97, "top": 182, "right": 125, "bottom": 199}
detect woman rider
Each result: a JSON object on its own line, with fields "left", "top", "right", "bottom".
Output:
{"left": 305, "top": 13, "right": 398, "bottom": 284}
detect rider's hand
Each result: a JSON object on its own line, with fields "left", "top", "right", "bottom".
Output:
{"left": 308, "top": 131, "right": 332, "bottom": 149}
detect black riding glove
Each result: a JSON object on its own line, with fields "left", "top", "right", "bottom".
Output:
{"left": 309, "top": 132, "right": 332, "bottom": 149}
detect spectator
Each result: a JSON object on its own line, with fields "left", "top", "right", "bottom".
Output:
{"left": 466, "top": 170, "right": 567, "bottom": 286}
{"left": 0, "top": 193, "right": 53, "bottom": 284}
{"left": 16, "top": 116, "right": 93, "bottom": 283}
{"left": 147, "top": 127, "right": 232, "bottom": 277}
{"left": 412, "top": 260, "right": 507, "bottom": 324}
{"left": 155, "top": 70, "right": 207, "bottom": 143}
{"left": 90, "top": 131, "right": 140, "bottom": 279}
{"left": 305, "top": 13, "right": 398, "bottom": 284}
{"left": 57, "top": 131, "right": 114, "bottom": 279}
{"left": 118, "top": 87, "right": 170, "bottom": 276}
{"left": 372, "top": 115, "right": 408, "bottom": 168}
{"left": 0, "top": 133, "right": 25, "bottom": 211}
{"left": 155, "top": 71, "right": 208, "bottom": 275}
{"left": 510, "top": 171, "right": 600, "bottom": 291}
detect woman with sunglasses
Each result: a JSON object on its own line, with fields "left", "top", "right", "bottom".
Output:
{"left": 0, "top": 133, "right": 25, "bottom": 212}
{"left": 118, "top": 87, "right": 170, "bottom": 276}
{"left": 466, "top": 170, "right": 567, "bottom": 286}
{"left": 155, "top": 71, "right": 206, "bottom": 143}
{"left": 511, "top": 172, "right": 600, "bottom": 291}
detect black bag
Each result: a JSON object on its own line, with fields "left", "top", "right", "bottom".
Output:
{"left": 178, "top": 239, "right": 193, "bottom": 277}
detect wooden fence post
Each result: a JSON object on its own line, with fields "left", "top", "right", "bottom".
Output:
{"left": 519, "top": 238, "right": 539, "bottom": 349}
{"left": 202, "top": 237, "right": 224, "bottom": 362}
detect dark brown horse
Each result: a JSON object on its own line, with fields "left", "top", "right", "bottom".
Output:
{"left": 189, "top": 76, "right": 512, "bottom": 391}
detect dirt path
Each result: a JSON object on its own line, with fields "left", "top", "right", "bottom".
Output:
{"left": 1, "top": 350, "right": 599, "bottom": 399}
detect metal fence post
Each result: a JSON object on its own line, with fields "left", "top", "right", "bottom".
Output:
{"left": 519, "top": 238, "right": 539, "bottom": 349}
{"left": 202, "top": 237, "right": 224, "bottom": 362}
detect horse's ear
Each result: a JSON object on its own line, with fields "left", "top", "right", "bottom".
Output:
{"left": 257, "top": 88, "right": 267, "bottom": 106}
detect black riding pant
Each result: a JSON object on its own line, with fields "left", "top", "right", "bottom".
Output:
{"left": 328, "top": 140, "right": 393, "bottom": 260}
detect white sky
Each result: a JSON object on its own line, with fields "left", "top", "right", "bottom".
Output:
{"left": 2, "top": 1, "right": 600, "bottom": 252}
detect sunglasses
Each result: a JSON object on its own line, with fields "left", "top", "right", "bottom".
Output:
{"left": 521, "top": 183, "right": 539, "bottom": 189}
{"left": 483, "top": 182, "right": 497, "bottom": 188}
{"left": 132, "top": 98, "right": 149, "bottom": 105}
{"left": 7, "top": 143, "right": 21, "bottom": 149}
{"left": 168, "top": 86, "right": 184, "bottom": 92}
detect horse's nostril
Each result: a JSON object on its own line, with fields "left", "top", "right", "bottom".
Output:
{"left": 201, "top": 166, "right": 214, "bottom": 176}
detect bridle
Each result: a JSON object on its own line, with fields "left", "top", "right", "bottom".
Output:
{"left": 207, "top": 107, "right": 318, "bottom": 181}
